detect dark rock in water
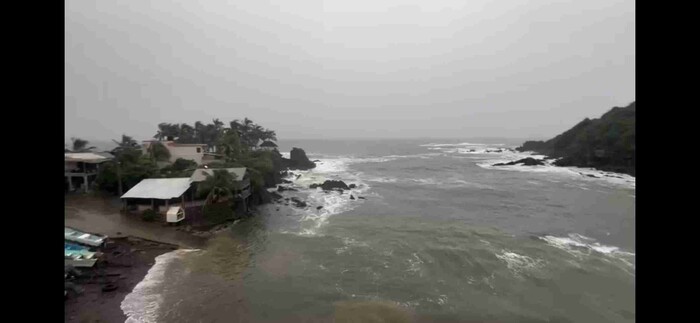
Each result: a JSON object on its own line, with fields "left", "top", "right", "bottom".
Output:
{"left": 282, "top": 179, "right": 293, "bottom": 184}
{"left": 290, "top": 197, "right": 307, "bottom": 208}
{"left": 270, "top": 192, "right": 284, "bottom": 200}
{"left": 358, "top": 196, "right": 366, "bottom": 200}
{"left": 586, "top": 174, "right": 599, "bottom": 178}
{"left": 350, "top": 195, "right": 355, "bottom": 200}
{"left": 349, "top": 184, "right": 357, "bottom": 189}
{"left": 281, "top": 147, "right": 316, "bottom": 170}
{"left": 310, "top": 180, "right": 350, "bottom": 191}
{"left": 296, "top": 174, "right": 302, "bottom": 179}
{"left": 284, "top": 198, "right": 290, "bottom": 201}
{"left": 277, "top": 185, "right": 298, "bottom": 192}
{"left": 312, "top": 160, "right": 321, "bottom": 162}
{"left": 316, "top": 206, "right": 323, "bottom": 210}
{"left": 493, "top": 157, "right": 545, "bottom": 167}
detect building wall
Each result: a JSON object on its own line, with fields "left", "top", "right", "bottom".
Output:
{"left": 142, "top": 141, "right": 206, "bottom": 165}
{"left": 167, "top": 145, "right": 204, "bottom": 164}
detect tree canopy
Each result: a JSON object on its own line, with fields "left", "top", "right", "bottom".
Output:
{"left": 69, "top": 137, "right": 96, "bottom": 153}
{"left": 517, "top": 101, "right": 635, "bottom": 175}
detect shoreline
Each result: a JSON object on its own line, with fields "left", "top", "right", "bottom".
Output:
{"left": 64, "top": 236, "right": 178, "bottom": 323}
{"left": 64, "top": 194, "right": 248, "bottom": 322}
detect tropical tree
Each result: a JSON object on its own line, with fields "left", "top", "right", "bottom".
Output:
{"left": 70, "top": 137, "right": 96, "bottom": 152}
{"left": 111, "top": 135, "right": 139, "bottom": 154}
{"left": 154, "top": 123, "right": 180, "bottom": 140}
{"left": 196, "top": 169, "right": 238, "bottom": 204}
{"left": 147, "top": 141, "right": 171, "bottom": 163}
{"left": 229, "top": 118, "right": 276, "bottom": 148}
{"left": 177, "top": 123, "right": 196, "bottom": 143}
{"left": 217, "top": 130, "right": 244, "bottom": 162}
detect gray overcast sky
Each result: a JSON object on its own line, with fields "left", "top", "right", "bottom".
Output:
{"left": 65, "top": 0, "right": 634, "bottom": 142}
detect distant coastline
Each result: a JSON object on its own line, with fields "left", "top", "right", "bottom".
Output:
{"left": 516, "top": 102, "right": 635, "bottom": 177}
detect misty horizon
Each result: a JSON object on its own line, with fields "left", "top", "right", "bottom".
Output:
{"left": 66, "top": 0, "right": 634, "bottom": 143}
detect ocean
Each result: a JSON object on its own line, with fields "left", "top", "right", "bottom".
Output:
{"left": 121, "top": 138, "right": 635, "bottom": 323}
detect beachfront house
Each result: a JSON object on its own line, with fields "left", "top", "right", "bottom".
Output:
{"left": 259, "top": 140, "right": 278, "bottom": 151}
{"left": 141, "top": 140, "right": 208, "bottom": 165}
{"left": 65, "top": 152, "right": 114, "bottom": 193}
{"left": 190, "top": 167, "right": 252, "bottom": 212}
{"left": 120, "top": 178, "right": 194, "bottom": 216}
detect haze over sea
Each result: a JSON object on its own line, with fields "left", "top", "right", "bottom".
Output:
{"left": 122, "top": 138, "right": 635, "bottom": 323}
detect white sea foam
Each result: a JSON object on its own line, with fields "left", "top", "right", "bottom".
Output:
{"left": 495, "top": 250, "right": 545, "bottom": 277}
{"left": 278, "top": 157, "right": 372, "bottom": 236}
{"left": 420, "top": 142, "right": 504, "bottom": 147}
{"left": 540, "top": 233, "right": 635, "bottom": 273}
{"left": 476, "top": 152, "right": 636, "bottom": 190}
{"left": 366, "top": 176, "right": 399, "bottom": 183}
{"left": 121, "top": 249, "right": 201, "bottom": 323}
{"left": 335, "top": 237, "right": 370, "bottom": 254}
{"left": 406, "top": 253, "right": 424, "bottom": 276}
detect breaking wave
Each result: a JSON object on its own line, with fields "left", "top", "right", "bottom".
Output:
{"left": 539, "top": 233, "right": 635, "bottom": 274}
{"left": 122, "top": 249, "right": 201, "bottom": 323}
{"left": 495, "top": 250, "right": 545, "bottom": 278}
{"left": 476, "top": 153, "right": 635, "bottom": 190}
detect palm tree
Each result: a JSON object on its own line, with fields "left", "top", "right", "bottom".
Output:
{"left": 70, "top": 137, "right": 96, "bottom": 152}
{"left": 217, "top": 130, "right": 243, "bottom": 162}
{"left": 147, "top": 141, "right": 171, "bottom": 164}
{"left": 111, "top": 135, "right": 142, "bottom": 164}
{"left": 197, "top": 169, "right": 238, "bottom": 204}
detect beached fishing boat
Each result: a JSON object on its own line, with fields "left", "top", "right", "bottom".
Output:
{"left": 65, "top": 242, "right": 100, "bottom": 267}
{"left": 65, "top": 227, "right": 107, "bottom": 247}
{"left": 65, "top": 254, "right": 97, "bottom": 268}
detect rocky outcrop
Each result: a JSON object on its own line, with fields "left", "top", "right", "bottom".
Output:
{"left": 277, "top": 185, "right": 298, "bottom": 192}
{"left": 290, "top": 197, "right": 307, "bottom": 208}
{"left": 310, "top": 180, "right": 349, "bottom": 191}
{"left": 348, "top": 184, "right": 356, "bottom": 189}
{"left": 281, "top": 147, "right": 316, "bottom": 170}
{"left": 270, "top": 191, "right": 284, "bottom": 201}
{"left": 515, "top": 102, "right": 635, "bottom": 176}
{"left": 493, "top": 157, "right": 545, "bottom": 166}
{"left": 350, "top": 195, "right": 355, "bottom": 200}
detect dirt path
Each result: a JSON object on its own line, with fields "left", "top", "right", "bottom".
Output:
{"left": 65, "top": 194, "right": 207, "bottom": 249}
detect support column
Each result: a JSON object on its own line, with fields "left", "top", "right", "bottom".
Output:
{"left": 68, "top": 176, "right": 74, "bottom": 191}
{"left": 83, "top": 175, "right": 89, "bottom": 193}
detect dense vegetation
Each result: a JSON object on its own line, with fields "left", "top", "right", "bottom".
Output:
{"left": 517, "top": 102, "right": 635, "bottom": 176}
{"left": 93, "top": 118, "right": 283, "bottom": 199}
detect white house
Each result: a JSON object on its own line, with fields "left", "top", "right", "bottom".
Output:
{"left": 142, "top": 140, "right": 208, "bottom": 165}
{"left": 65, "top": 152, "right": 114, "bottom": 193}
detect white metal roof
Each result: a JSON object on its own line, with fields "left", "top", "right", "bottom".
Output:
{"left": 190, "top": 168, "right": 247, "bottom": 182}
{"left": 65, "top": 153, "right": 113, "bottom": 163}
{"left": 121, "top": 178, "right": 192, "bottom": 199}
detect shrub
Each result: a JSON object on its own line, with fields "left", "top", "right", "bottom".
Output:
{"left": 142, "top": 209, "right": 157, "bottom": 222}
{"left": 203, "top": 202, "right": 235, "bottom": 224}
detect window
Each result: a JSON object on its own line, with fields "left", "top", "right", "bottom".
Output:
{"left": 196, "top": 147, "right": 201, "bottom": 153}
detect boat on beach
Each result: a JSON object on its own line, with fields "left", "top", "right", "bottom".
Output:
{"left": 65, "top": 242, "right": 101, "bottom": 267}
{"left": 65, "top": 254, "right": 98, "bottom": 268}
{"left": 65, "top": 227, "right": 107, "bottom": 247}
